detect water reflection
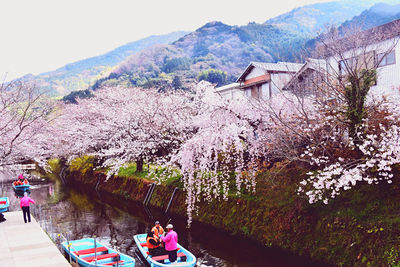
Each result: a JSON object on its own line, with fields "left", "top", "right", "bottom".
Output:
{"left": 1, "top": 180, "right": 325, "bottom": 267}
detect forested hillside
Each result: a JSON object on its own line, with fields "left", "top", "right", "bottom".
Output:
{"left": 18, "top": 31, "right": 188, "bottom": 96}
{"left": 16, "top": 0, "right": 400, "bottom": 97}
{"left": 94, "top": 21, "right": 303, "bottom": 91}
{"left": 265, "top": 0, "right": 399, "bottom": 35}
{"left": 92, "top": 1, "right": 400, "bottom": 91}
{"left": 340, "top": 2, "right": 400, "bottom": 31}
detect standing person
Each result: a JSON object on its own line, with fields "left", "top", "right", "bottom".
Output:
{"left": 161, "top": 224, "right": 178, "bottom": 263}
{"left": 0, "top": 212, "right": 6, "bottom": 223}
{"left": 20, "top": 192, "right": 35, "bottom": 223}
{"left": 151, "top": 220, "right": 164, "bottom": 239}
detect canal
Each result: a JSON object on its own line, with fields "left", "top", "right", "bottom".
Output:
{"left": 1, "top": 178, "right": 324, "bottom": 267}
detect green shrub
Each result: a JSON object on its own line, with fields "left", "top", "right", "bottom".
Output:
{"left": 69, "top": 156, "right": 94, "bottom": 176}
{"left": 198, "top": 68, "right": 227, "bottom": 86}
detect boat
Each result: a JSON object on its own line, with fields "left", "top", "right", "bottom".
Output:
{"left": 12, "top": 183, "right": 31, "bottom": 192}
{"left": 0, "top": 197, "right": 9, "bottom": 213}
{"left": 61, "top": 237, "right": 135, "bottom": 267}
{"left": 133, "top": 234, "right": 196, "bottom": 267}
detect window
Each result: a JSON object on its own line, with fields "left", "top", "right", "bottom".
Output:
{"left": 261, "top": 83, "right": 270, "bottom": 99}
{"left": 339, "top": 59, "right": 348, "bottom": 73}
{"left": 377, "top": 50, "right": 396, "bottom": 67}
{"left": 251, "top": 85, "right": 260, "bottom": 99}
{"left": 339, "top": 57, "right": 357, "bottom": 73}
{"left": 339, "top": 51, "right": 376, "bottom": 75}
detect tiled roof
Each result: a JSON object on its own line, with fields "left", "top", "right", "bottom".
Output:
{"left": 319, "top": 19, "right": 400, "bottom": 57}
{"left": 236, "top": 61, "right": 304, "bottom": 82}
{"left": 215, "top": 82, "right": 240, "bottom": 92}
{"left": 251, "top": 61, "right": 304, "bottom": 72}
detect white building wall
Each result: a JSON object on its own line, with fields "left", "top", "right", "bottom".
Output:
{"left": 232, "top": 90, "right": 245, "bottom": 100}
{"left": 374, "top": 42, "right": 400, "bottom": 96}
{"left": 214, "top": 83, "right": 245, "bottom": 101}
{"left": 270, "top": 73, "right": 293, "bottom": 95}
{"left": 326, "top": 37, "right": 400, "bottom": 96}
{"left": 246, "top": 67, "right": 266, "bottom": 79}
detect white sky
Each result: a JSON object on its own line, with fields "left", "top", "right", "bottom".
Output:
{"left": 0, "top": 0, "right": 335, "bottom": 81}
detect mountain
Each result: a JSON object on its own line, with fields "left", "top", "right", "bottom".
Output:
{"left": 106, "top": 22, "right": 301, "bottom": 85}
{"left": 94, "top": 1, "right": 393, "bottom": 90}
{"left": 265, "top": 0, "right": 400, "bottom": 35}
{"left": 92, "top": 21, "right": 317, "bottom": 91}
{"left": 22, "top": 31, "right": 188, "bottom": 96}
{"left": 303, "top": 2, "right": 400, "bottom": 54}
{"left": 26, "top": 0, "right": 400, "bottom": 97}
{"left": 339, "top": 2, "right": 400, "bottom": 31}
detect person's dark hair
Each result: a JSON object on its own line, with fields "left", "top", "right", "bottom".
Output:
{"left": 147, "top": 231, "right": 154, "bottom": 238}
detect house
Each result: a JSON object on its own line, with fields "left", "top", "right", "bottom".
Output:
{"left": 236, "top": 62, "right": 304, "bottom": 100}
{"left": 322, "top": 19, "right": 400, "bottom": 97}
{"left": 282, "top": 19, "right": 400, "bottom": 99}
{"left": 283, "top": 58, "right": 328, "bottom": 96}
{"left": 214, "top": 82, "right": 242, "bottom": 100}
{"left": 215, "top": 19, "right": 400, "bottom": 102}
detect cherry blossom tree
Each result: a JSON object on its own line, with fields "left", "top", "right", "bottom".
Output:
{"left": 287, "top": 22, "right": 400, "bottom": 205}
{"left": 53, "top": 82, "right": 280, "bottom": 224}
{"left": 0, "top": 80, "right": 54, "bottom": 170}
{"left": 53, "top": 85, "right": 198, "bottom": 176}
{"left": 297, "top": 94, "right": 400, "bottom": 204}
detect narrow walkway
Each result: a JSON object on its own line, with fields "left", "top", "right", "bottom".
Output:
{"left": 0, "top": 211, "right": 70, "bottom": 267}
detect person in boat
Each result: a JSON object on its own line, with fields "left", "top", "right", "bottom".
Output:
{"left": 20, "top": 192, "right": 35, "bottom": 223}
{"left": 151, "top": 220, "right": 164, "bottom": 240}
{"left": 23, "top": 178, "right": 29, "bottom": 184}
{"left": 146, "top": 231, "right": 165, "bottom": 256}
{"left": 161, "top": 224, "right": 178, "bottom": 263}
{"left": 15, "top": 174, "right": 24, "bottom": 186}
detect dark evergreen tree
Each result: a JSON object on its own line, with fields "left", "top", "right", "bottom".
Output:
{"left": 172, "top": 76, "right": 183, "bottom": 89}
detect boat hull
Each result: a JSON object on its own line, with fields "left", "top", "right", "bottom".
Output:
{"left": 13, "top": 184, "right": 31, "bottom": 192}
{"left": 61, "top": 237, "right": 135, "bottom": 267}
{"left": 133, "top": 234, "right": 196, "bottom": 267}
{"left": 0, "top": 197, "right": 9, "bottom": 213}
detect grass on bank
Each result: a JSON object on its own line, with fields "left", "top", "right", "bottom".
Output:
{"left": 117, "top": 162, "right": 183, "bottom": 187}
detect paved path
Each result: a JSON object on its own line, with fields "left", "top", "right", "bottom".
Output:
{"left": 0, "top": 211, "right": 71, "bottom": 267}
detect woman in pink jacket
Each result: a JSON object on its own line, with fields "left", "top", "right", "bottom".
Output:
{"left": 161, "top": 224, "right": 178, "bottom": 263}
{"left": 20, "top": 192, "right": 35, "bottom": 223}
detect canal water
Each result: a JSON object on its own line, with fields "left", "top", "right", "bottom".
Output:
{"left": 1, "top": 179, "right": 324, "bottom": 267}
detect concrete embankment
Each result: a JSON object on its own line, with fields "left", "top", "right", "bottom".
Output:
{"left": 0, "top": 211, "right": 70, "bottom": 267}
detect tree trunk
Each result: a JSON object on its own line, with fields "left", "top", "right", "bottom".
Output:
{"left": 136, "top": 158, "right": 144, "bottom": 172}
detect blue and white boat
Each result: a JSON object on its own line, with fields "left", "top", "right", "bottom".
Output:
{"left": 0, "top": 197, "right": 9, "bottom": 213}
{"left": 61, "top": 237, "right": 135, "bottom": 267}
{"left": 133, "top": 234, "right": 196, "bottom": 267}
{"left": 12, "top": 183, "right": 31, "bottom": 192}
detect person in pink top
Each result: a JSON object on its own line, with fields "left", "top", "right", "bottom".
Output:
{"left": 20, "top": 192, "right": 35, "bottom": 223}
{"left": 161, "top": 224, "right": 178, "bottom": 263}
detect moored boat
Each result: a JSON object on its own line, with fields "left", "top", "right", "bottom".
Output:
{"left": 0, "top": 197, "right": 10, "bottom": 213}
{"left": 61, "top": 237, "right": 135, "bottom": 267}
{"left": 12, "top": 183, "right": 31, "bottom": 192}
{"left": 133, "top": 234, "right": 196, "bottom": 267}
